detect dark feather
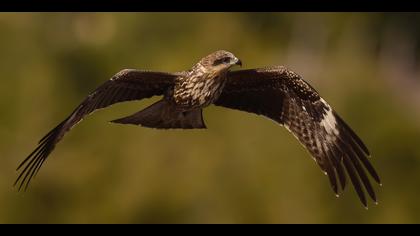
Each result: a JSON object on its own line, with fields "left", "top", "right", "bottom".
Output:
{"left": 328, "top": 146, "right": 346, "bottom": 191}
{"left": 342, "top": 154, "right": 367, "bottom": 208}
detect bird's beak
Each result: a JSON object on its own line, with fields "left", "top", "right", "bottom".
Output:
{"left": 235, "top": 58, "right": 242, "bottom": 67}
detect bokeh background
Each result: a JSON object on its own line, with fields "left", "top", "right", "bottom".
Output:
{"left": 1, "top": 13, "right": 420, "bottom": 223}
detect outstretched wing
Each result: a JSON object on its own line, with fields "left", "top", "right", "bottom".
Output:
{"left": 215, "top": 66, "right": 381, "bottom": 207}
{"left": 16, "top": 69, "right": 177, "bottom": 190}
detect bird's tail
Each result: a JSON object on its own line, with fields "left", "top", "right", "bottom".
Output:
{"left": 110, "top": 100, "right": 206, "bottom": 129}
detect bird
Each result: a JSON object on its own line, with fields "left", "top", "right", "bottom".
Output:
{"left": 15, "top": 50, "right": 380, "bottom": 207}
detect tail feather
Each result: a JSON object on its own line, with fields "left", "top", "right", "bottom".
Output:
{"left": 111, "top": 100, "right": 206, "bottom": 129}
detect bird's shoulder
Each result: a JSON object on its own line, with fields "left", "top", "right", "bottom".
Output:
{"left": 227, "top": 66, "right": 320, "bottom": 102}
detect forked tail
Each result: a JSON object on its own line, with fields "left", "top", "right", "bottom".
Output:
{"left": 111, "top": 100, "right": 206, "bottom": 129}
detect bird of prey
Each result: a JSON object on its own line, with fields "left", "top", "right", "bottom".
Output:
{"left": 16, "top": 50, "right": 380, "bottom": 207}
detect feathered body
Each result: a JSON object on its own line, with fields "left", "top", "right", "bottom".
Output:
{"left": 172, "top": 67, "right": 226, "bottom": 109}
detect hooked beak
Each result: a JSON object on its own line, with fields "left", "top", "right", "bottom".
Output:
{"left": 234, "top": 58, "right": 242, "bottom": 67}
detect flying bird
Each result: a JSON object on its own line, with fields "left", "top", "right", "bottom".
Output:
{"left": 16, "top": 50, "right": 380, "bottom": 207}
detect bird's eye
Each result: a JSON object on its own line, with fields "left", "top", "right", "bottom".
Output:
{"left": 222, "top": 57, "right": 231, "bottom": 63}
{"left": 213, "top": 57, "right": 231, "bottom": 66}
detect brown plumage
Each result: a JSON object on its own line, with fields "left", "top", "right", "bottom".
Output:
{"left": 16, "top": 50, "right": 380, "bottom": 208}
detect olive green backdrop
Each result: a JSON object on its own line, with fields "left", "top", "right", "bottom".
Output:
{"left": 1, "top": 13, "right": 419, "bottom": 223}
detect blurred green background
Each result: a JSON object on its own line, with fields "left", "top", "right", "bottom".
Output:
{"left": 1, "top": 13, "right": 420, "bottom": 223}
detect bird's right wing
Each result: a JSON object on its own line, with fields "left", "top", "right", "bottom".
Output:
{"left": 215, "top": 66, "right": 380, "bottom": 207}
{"left": 16, "top": 69, "right": 178, "bottom": 190}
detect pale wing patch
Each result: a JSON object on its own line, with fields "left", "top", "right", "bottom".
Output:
{"left": 319, "top": 98, "right": 339, "bottom": 136}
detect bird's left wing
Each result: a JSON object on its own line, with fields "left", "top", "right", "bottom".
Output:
{"left": 15, "top": 69, "right": 178, "bottom": 190}
{"left": 214, "top": 66, "right": 380, "bottom": 207}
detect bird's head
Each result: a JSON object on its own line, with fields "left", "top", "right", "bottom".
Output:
{"left": 198, "top": 50, "right": 242, "bottom": 74}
